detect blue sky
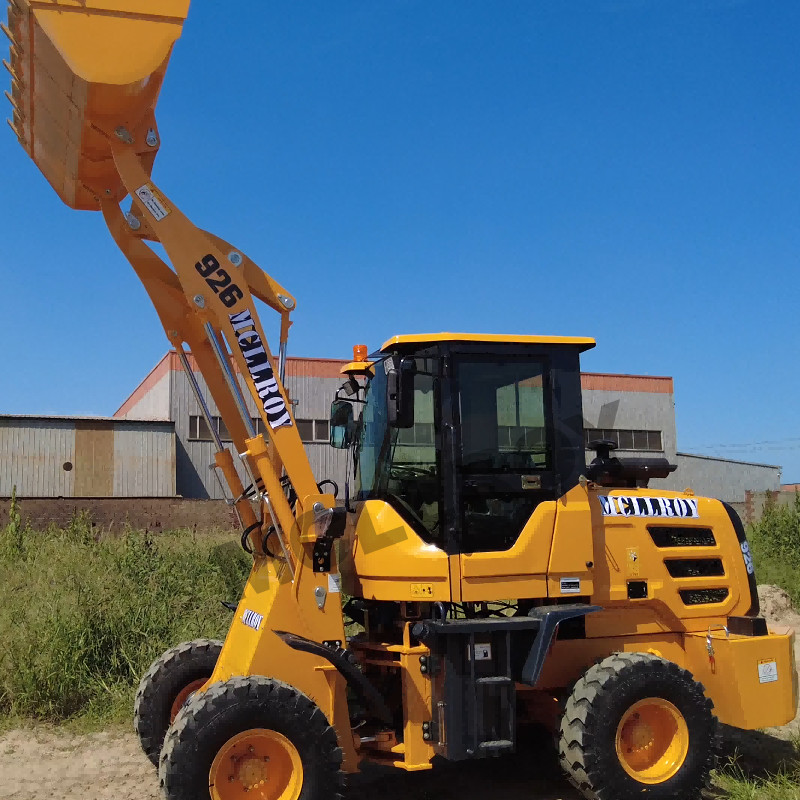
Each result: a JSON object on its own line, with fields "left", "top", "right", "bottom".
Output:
{"left": 2, "top": 0, "right": 798, "bottom": 479}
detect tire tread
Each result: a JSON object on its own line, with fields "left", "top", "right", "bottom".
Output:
{"left": 558, "top": 652, "right": 719, "bottom": 800}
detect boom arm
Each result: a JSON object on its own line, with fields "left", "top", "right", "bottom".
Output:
{"left": 106, "top": 144, "right": 333, "bottom": 565}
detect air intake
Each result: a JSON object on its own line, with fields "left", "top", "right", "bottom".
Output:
{"left": 679, "top": 588, "right": 729, "bottom": 606}
{"left": 648, "top": 526, "right": 716, "bottom": 548}
{"left": 665, "top": 559, "right": 724, "bottom": 578}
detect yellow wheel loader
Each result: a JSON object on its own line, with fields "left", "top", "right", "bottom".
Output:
{"left": 4, "top": 4, "right": 796, "bottom": 800}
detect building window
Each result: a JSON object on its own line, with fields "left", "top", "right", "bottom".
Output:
{"left": 585, "top": 428, "right": 663, "bottom": 452}
{"left": 190, "top": 415, "right": 331, "bottom": 443}
{"left": 188, "top": 415, "right": 235, "bottom": 442}
{"left": 315, "top": 419, "right": 330, "bottom": 442}
{"left": 189, "top": 416, "right": 225, "bottom": 442}
{"left": 296, "top": 419, "right": 330, "bottom": 443}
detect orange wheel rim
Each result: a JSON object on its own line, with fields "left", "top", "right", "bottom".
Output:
{"left": 615, "top": 697, "right": 689, "bottom": 784}
{"left": 209, "top": 728, "right": 303, "bottom": 800}
{"left": 170, "top": 678, "right": 207, "bottom": 722}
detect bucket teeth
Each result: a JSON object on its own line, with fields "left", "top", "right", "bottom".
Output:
{"left": 6, "top": 117, "right": 21, "bottom": 140}
{"left": 4, "top": 89, "right": 18, "bottom": 110}
{"left": 3, "top": 30, "right": 22, "bottom": 57}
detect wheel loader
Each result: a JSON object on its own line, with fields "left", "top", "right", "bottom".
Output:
{"left": 4, "top": 3, "right": 797, "bottom": 799}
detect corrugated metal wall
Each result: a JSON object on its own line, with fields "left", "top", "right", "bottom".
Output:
{"left": 114, "top": 422, "right": 177, "bottom": 497}
{"left": 0, "top": 417, "right": 175, "bottom": 498}
{"left": 0, "top": 418, "right": 75, "bottom": 497}
{"left": 664, "top": 453, "right": 781, "bottom": 504}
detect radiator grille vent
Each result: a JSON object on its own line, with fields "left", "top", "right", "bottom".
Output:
{"left": 679, "top": 588, "right": 729, "bottom": 606}
{"left": 648, "top": 526, "right": 716, "bottom": 548}
{"left": 665, "top": 559, "right": 724, "bottom": 578}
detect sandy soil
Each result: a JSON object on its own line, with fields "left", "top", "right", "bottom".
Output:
{"left": 0, "top": 584, "right": 797, "bottom": 800}
{"left": 0, "top": 727, "right": 580, "bottom": 800}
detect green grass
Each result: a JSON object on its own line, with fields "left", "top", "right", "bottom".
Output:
{"left": 715, "top": 733, "right": 800, "bottom": 800}
{"left": 0, "top": 495, "right": 250, "bottom": 726}
{"left": 716, "top": 769, "right": 800, "bottom": 800}
{"left": 749, "top": 492, "right": 800, "bottom": 605}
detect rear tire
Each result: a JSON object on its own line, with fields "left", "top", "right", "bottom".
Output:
{"left": 558, "top": 652, "right": 719, "bottom": 800}
{"left": 159, "top": 676, "right": 346, "bottom": 800}
{"left": 134, "top": 638, "right": 222, "bottom": 766}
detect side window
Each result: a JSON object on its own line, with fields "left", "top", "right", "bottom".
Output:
{"left": 458, "top": 357, "right": 550, "bottom": 553}
{"left": 387, "top": 359, "right": 441, "bottom": 538}
{"left": 496, "top": 372, "right": 547, "bottom": 467}
{"left": 460, "top": 360, "right": 549, "bottom": 472}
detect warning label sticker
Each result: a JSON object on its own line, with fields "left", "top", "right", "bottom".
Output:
{"left": 560, "top": 577, "right": 581, "bottom": 594}
{"left": 327, "top": 573, "right": 342, "bottom": 594}
{"left": 135, "top": 183, "right": 171, "bottom": 222}
{"left": 758, "top": 659, "right": 779, "bottom": 684}
{"left": 471, "top": 644, "right": 492, "bottom": 661}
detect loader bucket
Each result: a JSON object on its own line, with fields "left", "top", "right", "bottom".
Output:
{"left": 5, "top": 0, "right": 189, "bottom": 210}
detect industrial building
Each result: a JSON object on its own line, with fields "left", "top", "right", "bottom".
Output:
{"left": 114, "top": 352, "right": 348, "bottom": 501}
{"left": 0, "top": 351, "right": 781, "bottom": 507}
{"left": 0, "top": 415, "right": 175, "bottom": 497}
{"left": 111, "top": 351, "right": 779, "bottom": 505}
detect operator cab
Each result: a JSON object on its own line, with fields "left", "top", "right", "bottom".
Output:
{"left": 332, "top": 333, "right": 595, "bottom": 555}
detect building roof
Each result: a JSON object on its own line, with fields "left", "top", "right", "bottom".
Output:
{"left": 677, "top": 451, "right": 781, "bottom": 470}
{"left": 0, "top": 413, "right": 173, "bottom": 426}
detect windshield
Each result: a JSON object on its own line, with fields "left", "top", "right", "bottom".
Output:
{"left": 354, "top": 362, "right": 394, "bottom": 500}
{"left": 354, "top": 358, "right": 441, "bottom": 539}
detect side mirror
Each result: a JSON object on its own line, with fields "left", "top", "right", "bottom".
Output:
{"left": 330, "top": 400, "right": 355, "bottom": 448}
{"left": 387, "top": 357, "right": 416, "bottom": 428}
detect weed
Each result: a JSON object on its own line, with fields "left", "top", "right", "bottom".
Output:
{"left": 749, "top": 492, "right": 800, "bottom": 604}
{"left": 0, "top": 516, "right": 249, "bottom": 725}
{"left": 0, "top": 486, "right": 27, "bottom": 560}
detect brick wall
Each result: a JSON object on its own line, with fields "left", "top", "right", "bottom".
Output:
{"left": 0, "top": 497, "right": 239, "bottom": 534}
{"left": 743, "top": 490, "right": 798, "bottom": 525}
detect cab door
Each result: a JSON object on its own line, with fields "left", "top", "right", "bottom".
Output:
{"left": 449, "top": 351, "right": 560, "bottom": 601}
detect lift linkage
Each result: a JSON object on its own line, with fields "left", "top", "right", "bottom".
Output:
{"left": 107, "top": 135, "right": 341, "bottom": 564}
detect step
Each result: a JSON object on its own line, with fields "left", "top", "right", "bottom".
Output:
{"left": 478, "top": 739, "right": 514, "bottom": 751}
{"left": 475, "top": 676, "right": 513, "bottom": 686}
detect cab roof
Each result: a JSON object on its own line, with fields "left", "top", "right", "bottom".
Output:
{"left": 380, "top": 332, "right": 596, "bottom": 353}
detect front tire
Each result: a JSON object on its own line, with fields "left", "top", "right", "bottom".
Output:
{"left": 558, "top": 652, "right": 719, "bottom": 800}
{"left": 134, "top": 638, "right": 223, "bottom": 766}
{"left": 159, "top": 676, "right": 346, "bottom": 800}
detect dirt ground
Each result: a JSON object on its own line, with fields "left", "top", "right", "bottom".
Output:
{"left": 0, "top": 728, "right": 581, "bottom": 800}
{"left": 0, "top": 585, "right": 797, "bottom": 800}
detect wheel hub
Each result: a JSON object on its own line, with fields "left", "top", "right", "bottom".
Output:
{"left": 232, "top": 752, "right": 270, "bottom": 790}
{"left": 209, "top": 728, "right": 303, "bottom": 800}
{"left": 623, "top": 714, "right": 655, "bottom": 752}
{"left": 170, "top": 678, "right": 208, "bottom": 722}
{"left": 615, "top": 698, "right": 689, "bottom": 785}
